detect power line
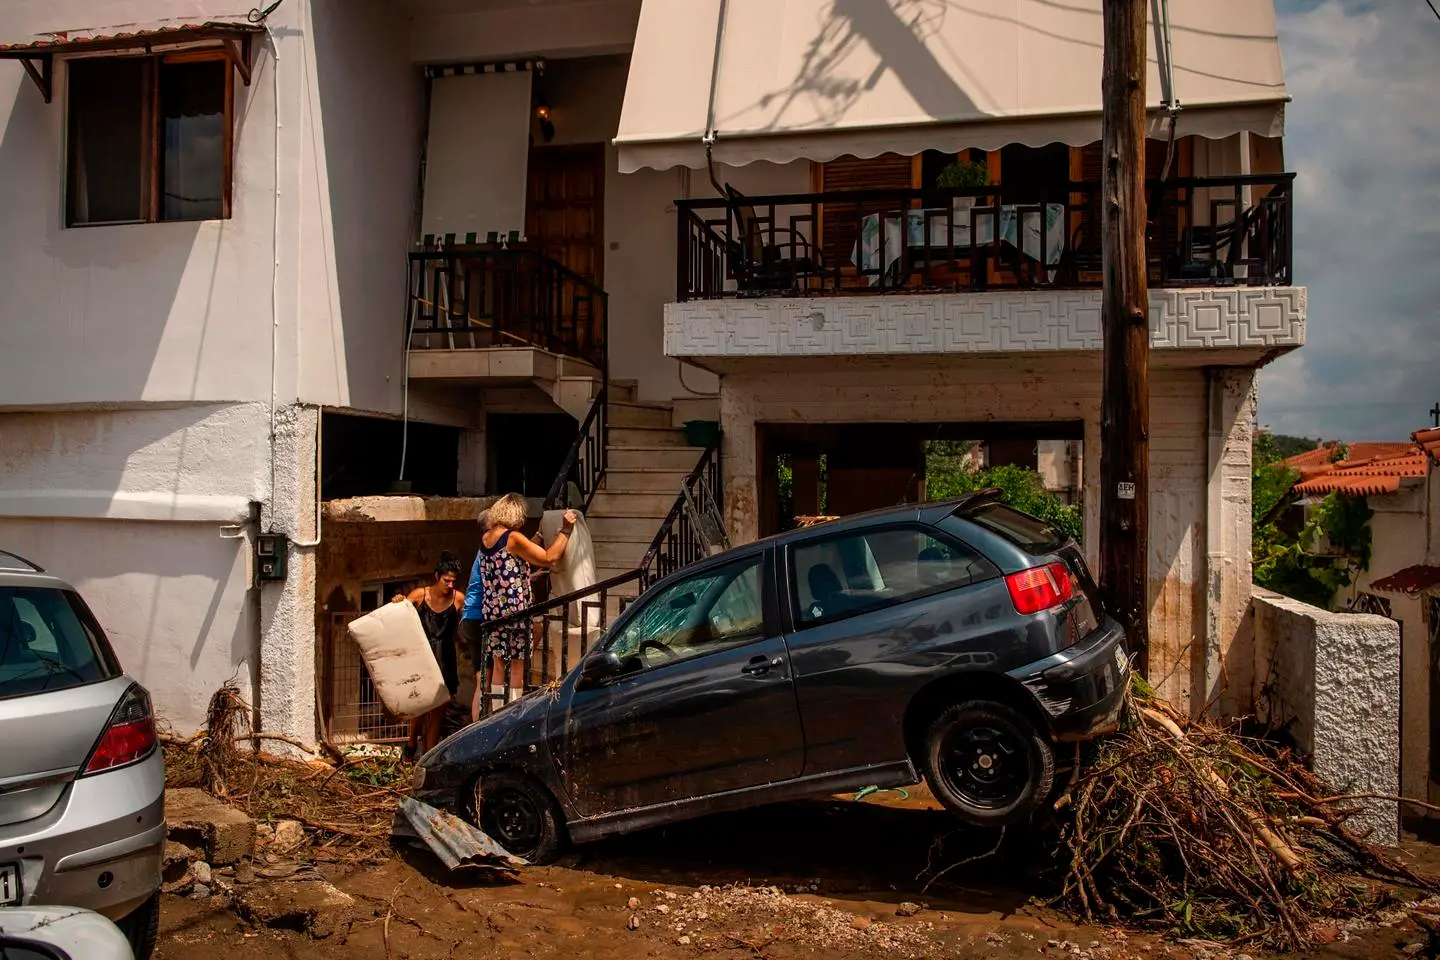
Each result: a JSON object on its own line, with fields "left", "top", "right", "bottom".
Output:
{"left": 1428, "top": 0, "right": 1440, "bottom": 22}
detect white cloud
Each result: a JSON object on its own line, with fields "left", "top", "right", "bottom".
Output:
{"left": 1259, "top": 0, "right": 1440, "bottom": 440}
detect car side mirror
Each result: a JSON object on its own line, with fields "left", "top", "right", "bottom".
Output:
{"left": 669, "top": 592, "right": 696, "bottom": 611}
{"left": 578, "top": 650, "right": 624, "bottom": 688}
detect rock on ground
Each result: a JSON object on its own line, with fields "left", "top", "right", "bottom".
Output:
{"left": 233, "top": 879, "right": 356, "bottom": 939}
{"left": 166, "top": 789, "right": 255, "bottom": 865}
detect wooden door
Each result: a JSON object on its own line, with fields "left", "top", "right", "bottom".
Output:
{"left": 526, "top": 144, "right": 605, "bottom": 286}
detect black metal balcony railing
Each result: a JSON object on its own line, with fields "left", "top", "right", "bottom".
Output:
{"left": 675, "top": 173, "right": 1294, "bottom": 302}
{"left": 406, "top": 246, "right": 607, "bottom": 371}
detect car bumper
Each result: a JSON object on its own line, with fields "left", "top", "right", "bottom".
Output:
{"left": 0, "top": 749, "right": 165, "bottom": 921}
{"left": 1010, "top": 617, "right": 1129, "bottom": 742}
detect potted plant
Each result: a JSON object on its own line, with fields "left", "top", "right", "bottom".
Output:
{"left": 935, "top": 158, "right": 989, "bottom": 224}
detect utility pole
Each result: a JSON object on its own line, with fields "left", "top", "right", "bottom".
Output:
{"left": 1100, "top": 0, "right": 1150, "bottom": 675}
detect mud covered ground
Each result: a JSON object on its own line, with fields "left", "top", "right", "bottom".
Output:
{"left": 152, "top": 788, "right": 1440, "bottom": 960}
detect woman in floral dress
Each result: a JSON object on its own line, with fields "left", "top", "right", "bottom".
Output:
{"left": 465, "top": 493, "right": 576, "bottom": 718}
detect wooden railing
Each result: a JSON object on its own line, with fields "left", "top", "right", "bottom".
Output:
{"left": 407, "top": 245, "right": 607, "bottom": 371}
{"left": 675, "top": 173, "right": 1294, "bottom": 301}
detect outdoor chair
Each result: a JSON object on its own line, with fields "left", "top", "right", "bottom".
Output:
{"left": 723, "top": 183, "right": 824, "bottom": 293}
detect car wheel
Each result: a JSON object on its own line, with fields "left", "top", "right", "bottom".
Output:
{"left": 923, "top": 700, "right": 1054, "bottom": 827}
{"left": 116, "top": 892, "right": 160, "bottom": 960}
{"left": 474, "top": 771, "right": 564, "bottom": 864}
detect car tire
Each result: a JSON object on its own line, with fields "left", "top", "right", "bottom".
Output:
{"left": 116, "top": 892, "right": 160, "bottom": 960}
{"left": 923, "top": 700, "right": 1054, "bottom": 827}
{"left": 474, "top": 771, "right": 565, "bottom": 865}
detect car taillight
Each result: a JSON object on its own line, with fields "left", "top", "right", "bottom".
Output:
{"left": 82, "top": 684, "right": 157, "bottom": 776}
{"left": 1005, "top": 562, "right": 1074, "bottom": 615}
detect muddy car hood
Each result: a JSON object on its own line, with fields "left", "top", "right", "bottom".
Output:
{"left": 413, "top": 689, "right": 556, "bottom": 807}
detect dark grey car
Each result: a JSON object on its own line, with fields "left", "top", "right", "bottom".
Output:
{"left": 414, "top": 494, "right": 1129, "bottom": 862}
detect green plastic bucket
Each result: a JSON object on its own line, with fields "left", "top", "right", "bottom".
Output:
{"left": 683, "top": 419, "right": 720, "bottom": 448}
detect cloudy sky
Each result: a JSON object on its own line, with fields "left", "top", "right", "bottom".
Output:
{"left": 1258, "top": 0, "right": 1440, "bottom": 441}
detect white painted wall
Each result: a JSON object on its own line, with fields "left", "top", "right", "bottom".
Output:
{"left": 408, "top": 0, "right": 641, "bottom": 63}
{"left": 0, "top": 0, "right": 300, "bottom": 408}
{"left": 299, "top": 0, "right": 424, "bottom": 418}
{"left": 530, "top": 54, "right": 810, "bottom": 403}
{"left": 0, "top": 516, "right": 256, "bottom": 738}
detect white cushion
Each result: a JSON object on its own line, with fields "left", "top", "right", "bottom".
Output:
{"left": 346, "top": 602, "right": 449, "bottom": 719}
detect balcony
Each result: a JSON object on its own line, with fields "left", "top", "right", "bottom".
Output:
{"left": 405, "top": 243, "right": 607, "bottom": 388}
{"left": 666, "top": 173, "right": 1304, "bottom": 367}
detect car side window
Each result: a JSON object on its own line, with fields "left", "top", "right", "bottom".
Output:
{"left": 791, "top": 526, "right": 994, "bottom": 626}
{"left": 607, "top": 557, "right": 766, "bottom": 671}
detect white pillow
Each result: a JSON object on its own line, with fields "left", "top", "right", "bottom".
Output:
{"left": 346, "top": 601, "right": 449, "bottom": 719}
{"left": 539, "top": 510, "right": 598, "bottom": 597}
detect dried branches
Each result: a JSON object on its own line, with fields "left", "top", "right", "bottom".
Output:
{"left": 1054, "top": 689, "right": 1434, "bottom": 949}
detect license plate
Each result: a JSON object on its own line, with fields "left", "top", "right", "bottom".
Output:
{"left": 0, "top": 862, "right": 19, "bottom": 905}
{"left": 1113, "top": 644, "right": 1129, "bottom": 677}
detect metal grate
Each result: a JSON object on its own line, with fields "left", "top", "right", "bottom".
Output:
{"left": 326, "top": 611, "right": 412, "bottom": 743}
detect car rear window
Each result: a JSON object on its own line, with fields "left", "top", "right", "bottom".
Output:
{"left": 0, "top": 586, "right": 119, "bottom": 699}
{"left": 959, "top": 501, "right": 1067, "bottom": 553}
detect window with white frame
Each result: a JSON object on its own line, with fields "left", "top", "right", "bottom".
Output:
{"left": 66, "top": 52, "right": 233, "bottom": 227}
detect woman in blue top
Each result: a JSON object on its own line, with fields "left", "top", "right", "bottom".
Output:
{"left": 460, "top": 494, "right": 576, "bottom": 720}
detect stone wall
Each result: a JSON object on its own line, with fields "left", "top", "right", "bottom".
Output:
{"left": 1250, "top": 589, "right": 1401, "bottom": 843}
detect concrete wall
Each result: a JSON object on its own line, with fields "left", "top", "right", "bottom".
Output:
{"left": 0, "top": 0, "right": 299, "bottom": 409}
{"left": 302, "top": 0, "right": 424, "bottom": 417}
{"left": 1251, "top": 589, "right": 1400, "bottom": 843}
{"left": 530, "top": 54, "right": 810, "bottom": 403}
{"left": 715, "top": 357, "right": 1213, "bottom": 712}
{"left": 0, "top": 517, "right": 255, "bottom": 738}
{"left": 408, "top": 0, "right": 642, "bottom": 63}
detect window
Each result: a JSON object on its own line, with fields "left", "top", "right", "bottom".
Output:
{"left": 960, "top": 501, "right": 1067, "bottom": 554}
{"left": 607, "top": 558, "right": 766, "bottom": 671}
{"left": 1, "top": 587, "right": 117, "bottom": 699}
{"left": 67, "top": 54, "right": 232, "bottom": 226}
{"left": 791, "top": 526, "right": 995, "bottom": 626}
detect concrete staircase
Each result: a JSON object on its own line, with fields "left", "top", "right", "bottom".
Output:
{"left": 585, "top": 379, "right": 707, "bottom": 596}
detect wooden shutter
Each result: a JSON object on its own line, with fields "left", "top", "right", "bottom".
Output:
{"left": 817, "top": 154, "right": 915, "bottom": 275}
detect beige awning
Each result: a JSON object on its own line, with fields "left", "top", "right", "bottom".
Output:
{"left": 616, "top": 0, "right": 1288, "bottom": 173}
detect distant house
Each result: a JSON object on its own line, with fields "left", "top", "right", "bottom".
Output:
{"left": 1285, "top": 429, "right": 1440, "bottom": 803}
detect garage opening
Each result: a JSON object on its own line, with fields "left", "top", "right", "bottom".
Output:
{"left": 757, "top": 422, "right": 1084, "bottom": 540}
{"left": 322, "top": 411, "right": 461, "bottom": 498}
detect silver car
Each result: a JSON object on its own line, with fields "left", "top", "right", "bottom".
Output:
{"left": 0, "top": 906, "right": 136, "bottom": 959}
{"left": 0, "top": 552, "right": 164, "bottom": 960}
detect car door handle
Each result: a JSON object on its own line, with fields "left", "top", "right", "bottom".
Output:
{"left": 741, "top": 655, "right": 783, "bottom": 676}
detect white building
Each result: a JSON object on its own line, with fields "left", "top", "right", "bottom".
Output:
{"left": 0, "top": 0, "right": 1303, "bottom": 745}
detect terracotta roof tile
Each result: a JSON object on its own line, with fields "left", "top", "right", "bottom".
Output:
{"left": 0, "top": 19, "right": 259, "bottom": 54}
{"left": 1286, "top": 433, "right": 1433, "bottom": 498}
{"left": 1370, "top": 565, "right": 1440, "bottom": 596}
{"left": 1414, "top": 428, "right": 1440, "bottom": 465}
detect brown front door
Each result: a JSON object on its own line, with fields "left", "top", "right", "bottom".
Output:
{"left": 526, "top": 144, "right": 605, "bottom": 287}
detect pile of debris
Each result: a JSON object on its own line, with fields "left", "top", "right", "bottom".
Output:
{"left": 163, "top": 685, "right": 409, "bottom": 862}
{"left": 1052, "top": 685, "right": 1436, "bottom": 948}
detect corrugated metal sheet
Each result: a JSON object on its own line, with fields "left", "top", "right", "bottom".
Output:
{"left": 0, "top": 19, "right": 259, "bottom": 54}
{"left": 393, "top": 797, "right": 526, "bottom": 874}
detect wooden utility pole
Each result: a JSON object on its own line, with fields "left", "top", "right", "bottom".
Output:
{"left": 1099, "top": 0, "right": 1150, "bottom": 674}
